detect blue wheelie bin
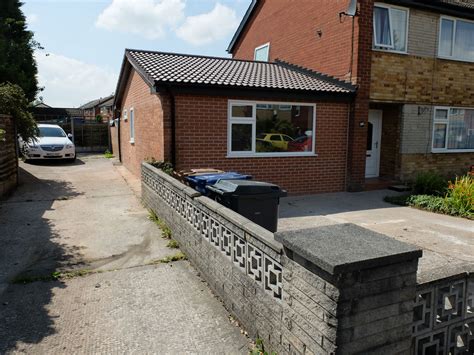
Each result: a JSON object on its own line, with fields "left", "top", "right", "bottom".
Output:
{"left": 185, "top": 172, "right": 252, "bottom": 195}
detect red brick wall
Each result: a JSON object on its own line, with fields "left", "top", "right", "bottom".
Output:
{"left": 174, "top": 95, "right": 349, "bottom": 194}
{"left": 232, "top": 0, "right": 355, "bottom": 81}
{"left": 119, "top": 69, "right": 168, "bottom": 176}
{"left": 231, "top": 0, "right": 374, "bottom": 191}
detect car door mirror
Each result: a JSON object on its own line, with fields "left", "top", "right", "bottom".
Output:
{"left": 67, "top": 133, "right": 73, "bottom": 139}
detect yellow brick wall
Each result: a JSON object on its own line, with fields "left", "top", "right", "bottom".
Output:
{"left": 370, "top": 52, "right": 474, "bottom": 106}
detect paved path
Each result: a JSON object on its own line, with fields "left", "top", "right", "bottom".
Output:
{"left": 279, "top": 190, "right": 474, "bottom": 284}
{"left": 0, "top": 155, "right": 249, "bottom": 354}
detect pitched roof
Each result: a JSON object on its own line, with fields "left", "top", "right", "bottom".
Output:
{"left": 227, "top": 0, "right": 258, "bottom": 53}
{"left": 79, "top": 94, "right": 114, "bottom": 109}
{"left": 438, "top": 0, "right": 474, "bottom": 10}
{"left": 98, "top": 96, "right": 114, "bottom": 108}
{"left": 125, "top": 49, "right": 355, "bottom": 94}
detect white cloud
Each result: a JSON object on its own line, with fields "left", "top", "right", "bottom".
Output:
{"left": 95, "top": 0, "right": 185, "bottom": 40}
{"left": 35, "top": 52, "right": 117, "bottom": 107}
{"left": 176, "top": 3, "right": 239, "bottom": 46}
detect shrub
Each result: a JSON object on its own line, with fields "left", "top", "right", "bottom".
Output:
{"left": 408, "top": 194, "right": 446, "bottom": 213}
{"left": 444, "top": 175, "right": 473, "bottom": 218}
{"left": 145, "top": 157, "right": 173, "bottom": 175}
{"left": 104, "top": 150, "right": 114, "bottom": 159}
{"left": 413, "top": 172, "right": 447, "bottom": 196}
{"left": 384, "top": 195, "right": 410, "bottom": 206}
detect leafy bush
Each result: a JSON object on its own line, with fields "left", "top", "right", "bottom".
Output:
{"left": 383, "top": 195, "right": 410, "bottom": 206}
{"left": 145, "top": 157, "right": 173, "bottom": 175}
{"left": 408, "top": 194, "right": 446, "bottom": 212}
{"left": 104, "top": 150, "right": 114, "bottom": 159}
{"left": 0, "top": 128, "right": 5, "bottom": 141}
{"left": 413, "top": 171, "right": 447, "bottom": 196}
{"left": 0, "top": 83, "right": 38, "bottom": 141}
{"left": 444, "top": 175, "right": 473, "bottom": 218}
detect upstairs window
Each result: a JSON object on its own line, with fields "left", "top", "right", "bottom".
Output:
{"left": 439, "top": 17, "right": 474, "bottom": 62}
{"left": 373, "top": 4, "right": 408, "bottom": 53}
{"left": 432, "top": 107, "right": 474, "bottom": 152}
{"left": 254, "top": 43, "right": 270, "bottom": 62}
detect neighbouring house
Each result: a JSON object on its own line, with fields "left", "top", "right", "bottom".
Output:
{"left": 111, "top": 49, "right": 356, "bottom": 194}
{"left": 227, "top": 0, "right": 474, "bottom": 190}
{"left": 79, "top": 94, "right": 114, "bottom": 121}
{"left": 98, "top": 96, "right": 114, "bottom": 122}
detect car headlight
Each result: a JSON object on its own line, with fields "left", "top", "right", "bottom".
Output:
{"left": 66, "top": 144, "right": 74, "bottom": 149}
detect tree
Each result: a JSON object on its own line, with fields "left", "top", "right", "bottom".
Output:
{"left": 0, "top": 83, "right": 37, "bottom": 141}
{"left": 0, "top": 0, "right": 39, "bottom": 102}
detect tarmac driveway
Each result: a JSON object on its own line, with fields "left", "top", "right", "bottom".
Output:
{"left": 0, "top": 155, "right": 249, "bottom": 354}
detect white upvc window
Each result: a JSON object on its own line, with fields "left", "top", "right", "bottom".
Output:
{"left": 438, "top": 16, "right": 474, "bottom": 62}
{"left": 254, "top": 42, "right": 270, "bottom": 62}
{"left": 432, "top": 106, "right": 474, "bottom": 153}
{"left": 373, "top": 3, "right": 409, "bottom": 53}
{"left": 227, "top": 100, "right": 316, "bottom": 158}
{"left": 129, "top": 107, "right": 135, "bottom": 143}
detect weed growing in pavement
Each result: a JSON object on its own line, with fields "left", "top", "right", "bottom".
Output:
{"left": 148, "top": 209, "right": 172, "bottom": 239}
{"left": 104, "top": 150, "right": 114, "bottom": 159}
{"left": 250, "top": 337, "right": 277, "bottom": 355}
{"left": 151, "top": 251, "right": 187, "bottom": 264}
{"left": 11, "top": 269, "right": 101, "bottom": 284}
{"left": 166, "top": 239, "right": 179, "bottom": 249}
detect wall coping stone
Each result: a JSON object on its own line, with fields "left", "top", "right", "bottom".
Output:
{"left": 275, "top": 224, "right": 422, "bottom": 275}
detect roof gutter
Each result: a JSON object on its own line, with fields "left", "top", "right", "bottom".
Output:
{"left": 385, "top": 0, "right": 474, "bottom": 20}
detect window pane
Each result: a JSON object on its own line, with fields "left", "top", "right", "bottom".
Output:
{"left": 440, "top": 19, "right": 454, "bottom": 57}
{"left": 231, "top": 105, "right": 253, "bottom": 118}
{"left": 391, "top": 8, "right": 407, "bottom": 51}
{"left": 254, "top": 45, "right": 269, "bottom": 61}
{"left": 454, "top": 20, "right": 474, "bottom": 61}
{"left": 435, "top": 109, "right": 449, "bottom": 120}
{"left": 374, "top": 7, "right": 392, "bottom": 46}
{"left": 447, "top": 109, "right": 474, "bottom": 150}
{"left": 231, "top": 124, "right": 252, "bottom": 151}
{"left": 433, "top": 124, "right": 447, "bottom": 148}
{"left": 255, "top": 104, "right": 314, "bottom": 153}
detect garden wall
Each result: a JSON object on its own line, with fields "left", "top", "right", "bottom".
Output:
{"left": 141, "top": 162, "right": 424, "bottom": 354}
{"left": 0, "top": 114, "right": 18, "bottom": 198}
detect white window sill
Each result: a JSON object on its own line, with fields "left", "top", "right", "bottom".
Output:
{"left": 437, "top": 55, "right": 474, "bottom": 64}
{"left": 226, "top": 152, "right": 318, "bottom": 158}
{"left": 431, "top": 149, "right": 474, "bottom": 153}
{"left": 129, "top": 139, "right": 135, "bottom": 144}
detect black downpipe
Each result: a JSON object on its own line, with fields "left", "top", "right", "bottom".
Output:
{"left": 167, "top": 87, "right": 177, "bottom": 168}
{"left": 116, "top": 107, "right": 122, "bottom": 162}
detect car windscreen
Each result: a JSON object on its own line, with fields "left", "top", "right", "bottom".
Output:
{"left": 39, "top": 127, "right": 66, "bottom": 138}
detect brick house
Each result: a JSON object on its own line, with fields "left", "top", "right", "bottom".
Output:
{"left": 228, "top": 0, "right": 474, "bottom": 189}
{"left": 111, "top": 49, "right": 356, "bottom": 194}
{"left": 80, "top": 94, "right": 114, "bottom": 121}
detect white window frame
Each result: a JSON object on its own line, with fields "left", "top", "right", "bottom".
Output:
{"left": 432, "top": 106, "right": 474, "bottom": 153}
{"left": 373, "top": 3, "right": 409, "bottom": 54}
{"left": 254, "top": 42, "right": 270, "bottom": 62}
{"left": 123, "top": 109, "right": 128, "bottom": 121}
{"left": 129, "top": 107, "right": 135, "bottom": 144}
{"left": 227, "top": 100, "right": 317, "bottom": 158}
{"left": 438, "top": 15, "right": 474, "bottom": 63}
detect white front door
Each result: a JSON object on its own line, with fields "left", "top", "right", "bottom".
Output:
{"left": 365, "top": 110, "right": 382, "bottom": 178}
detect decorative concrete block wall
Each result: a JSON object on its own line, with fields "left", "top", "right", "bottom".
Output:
{"left": 0, "top": 114, "right": 18, "bottom": 198}
{"left": 141, "top": 163, "right": 422, "bottom": 354}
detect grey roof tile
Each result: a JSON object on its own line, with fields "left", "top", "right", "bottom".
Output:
{"left": 125, "top": 49, "right": 355, "bottom": 94}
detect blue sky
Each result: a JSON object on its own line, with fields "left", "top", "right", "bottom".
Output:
{"left": 22, "top": 0, "right": 250, "bottom": 107}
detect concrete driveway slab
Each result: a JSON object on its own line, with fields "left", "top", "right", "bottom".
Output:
{"left": 0, "top": 155, "right": 250, "bottom": 354}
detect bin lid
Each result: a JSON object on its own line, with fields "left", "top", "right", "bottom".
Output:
{"left": 186, "top": 172, "right": 251, "bottom": 185}
{"left": 209, "top": 179, "right": 286, "bottom": 196}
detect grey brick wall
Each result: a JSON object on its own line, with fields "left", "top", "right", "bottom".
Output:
{"left": 400, "top": 104, "right": 433, "bottom": 154}
{"left": 407, "top": 9, "right": 439, "bottom": 58}
{"left": 141, "top": 163, "right": 422, "bottom": 354}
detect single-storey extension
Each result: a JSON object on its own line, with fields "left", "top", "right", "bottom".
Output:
{"left": 111, "top": 49, "right": 356, "bottom": 194}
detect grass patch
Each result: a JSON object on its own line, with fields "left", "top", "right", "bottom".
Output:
{"left": 152, "top": 251, "right": 187, "bottom": 264}
{"left": 104, "top": 150, "right": 114, "bottom": 159}
{"left": 11, "top": 269, "right": 99, "bottom": 284}
{"left": 148, "top": 209, "right": 172, "bottom": 239}
{"left": 166, "top": 239, "right": 179, "bottom": 249}
{"left": 250, "top": 338, "right": 277, "bottom": 355}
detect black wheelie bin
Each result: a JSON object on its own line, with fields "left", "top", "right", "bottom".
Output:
{"left": 206, "top": 180, "right": 287, "bottom": 232}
